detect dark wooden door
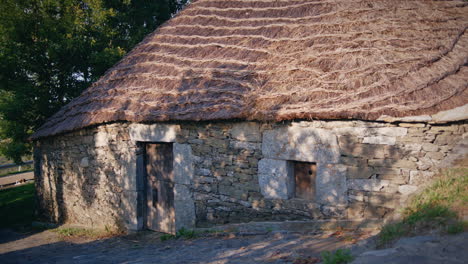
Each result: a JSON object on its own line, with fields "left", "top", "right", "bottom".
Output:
{"left": 294, "top": 162, "right": 317, "bottom": 200}
{"left": 145, "top": 143, "right": 175, "bottom": 233}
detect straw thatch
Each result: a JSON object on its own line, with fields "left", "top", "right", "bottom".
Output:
{"left": 33, "top": 0, "right": 468, "bottom": 139}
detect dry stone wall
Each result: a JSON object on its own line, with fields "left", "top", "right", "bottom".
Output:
{"left": 35, "top": 120, "right": 467, "bottom": 230}
{"left": 34, "top": 123, "right": 138, "bottom": 230}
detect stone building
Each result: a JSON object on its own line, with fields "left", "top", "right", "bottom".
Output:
{"left": 32, "top": 0, "right": 468, "bottom": 234}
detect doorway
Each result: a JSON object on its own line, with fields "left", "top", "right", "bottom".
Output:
{"left": 144, "top": 143, "right": 175, "bottom": 233}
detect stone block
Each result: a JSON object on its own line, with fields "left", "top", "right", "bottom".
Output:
{"left": 362, "top": 136, "right": 396, "bottom": 145}
{"left": 230, "top": 122, "right": 261, "bottom": 142}
{"left": 367, "top": 192, "right": 399, "bottom": 208}
{"left": 175, "top": 199, "right": 196, "bottom": 231}
{"left": 399, "top": 123, "right": 426, "bottom": 128}
{"left": 332, "top": 127, "right": 407, "bottom": 137}
{"left": 173, "top": 143, "right": 194, "bottom": 185}
{"left": 398, "top": 185, "right": 418, "bottom": 195}
{"left": 262, "top": 127, "right": 340, "bottom": 163}
{"left": 409, "top": 170, "right": 435, "bottom": 185}
{"left": 340, "top": 156, "right": 366, "bottom": 166}
{"left": 316, "top": 164, "right": 348, "bottom": 206}
{"left": 347, "top": 179, "right": 392, "bottom": 192}
{"left": 368, "top": 159, "right": 416, "bottom": 169}
{"left": 347, "top": 166, "right": 374, "bottom": 179}
{"left": 364, "top": 205, "right": 392, "bottom": 218}
{"left": 229, "top": 141, "right": 261, "bottom": 150}
{"left": 258, "top": 159, "right": 294, "bottom": 199}
{"left": 94, "top": 131, "right": 109, "bottom": 147}
{"left": 80, "top": 157, "right": 89, "bottom": 167}
{"left": 120, "top": 152, "right": 138, "bottom": 191}
{"left": 340, "top": 143, "right": 393, "bottom": 159}
{"left": 174, "top": 184, "right": 192, "bottom": 200}
{"left": 121, "top": 191, "right": 139, "bottom": 231}
{"left": 129, "top": 123, "right": 180, "bottom": 142}
{"left": 425, "top": 152, "right": 444, "bottom": 160}
{"left": 347, "top": 202, "right": 365, "bottom": 219}
{"left": 422, "top": 143, "right": 439, "bottom": 152}
{"left": 373, "top": 168, "right": 406, "bottom": 184}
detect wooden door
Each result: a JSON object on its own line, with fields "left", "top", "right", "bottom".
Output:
{"left": 294, "top": 162, "right": 317, "bottom": 200}
{"left": 145, "top": 143, "right": 175, "bottom": 233}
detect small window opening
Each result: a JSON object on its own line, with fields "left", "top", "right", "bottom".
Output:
{"left": 293, "top": 161, "right": 317, "bottom": 200}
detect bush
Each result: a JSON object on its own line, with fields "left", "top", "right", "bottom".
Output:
{"left": 321, "top": 249, "right": 354, "bottom": 264}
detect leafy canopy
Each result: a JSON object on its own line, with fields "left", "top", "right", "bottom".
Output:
{"left": 0, "top": 0, "right": 187, "bottom": 163}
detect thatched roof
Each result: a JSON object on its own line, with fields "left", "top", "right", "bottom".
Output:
{"left": 33, "top": 0, "right": 468, "bottom": 139}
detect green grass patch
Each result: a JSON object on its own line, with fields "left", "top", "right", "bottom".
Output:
{"left": 378, "top": 168, "right": 468, "bottom": 247}
{"left": 52, "top": 226, "right": 121, "bottom": 239}
{"left": 160, "top": 227, "right": 212, "bottom": 241}
{"left": 0, "top": 183, "right": 35, "bottom": 229}
{"left": 321, "top": 249, "right": 354, "bottom": 264}
{"left": 160, "top": 227, "right": 196, "bottom": 241}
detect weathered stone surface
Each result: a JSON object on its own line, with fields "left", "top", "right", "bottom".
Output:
{"left": 129, "top": 123, "right": 180, "bottom": 142}
{"left": 80, "top": 157, "right": 89, "bottom": 167}
{"left": 398, "top": 123, "right": 426, "bottom": 128}
{"left": 316, "top": 164, "right": 348, "bottom": 206}
{"left": 262, "top": 127, "right": 340, "bottom": 163}
{"left": 258, "top": 159, "right": 294, "bottom": 199}
{"left": 229, "top": 141, "right": 261, "bottom": 150}
{"left": 35, "top": 120, "right": 467, "bottom": 230}
{"left": 362, "top": 136, "right": 396, "bottom": 145}
{"left": 409, "top": 170, "right": 435, "bottom": 185}
{"left": 368, "top": 159, "right": 416, "bottom": 169}
{"left": 332, "top": 127, "right": 407, "bottom": 137}
{"left": 398, "top": 185, "right": 418, "bottom": 195}
{"left": 422, "top": 143, "right": 439, "bottom": 152}
{"left": 94, "top": 131, "right": 109, "bottom": 147}
{"left": 173, "top": 143, "right": 194, "bottom": 185}
{"left": 174, "top": 199, "right": 196, "bottom": 231}
{"left": 230, "top": 122, "right": 261, "bottom": 142}
{"left": 347, "top": 166, "right": 374, "bottom": 179}
{"left": 347, "top": 179, "right": 392, "bottom": 192}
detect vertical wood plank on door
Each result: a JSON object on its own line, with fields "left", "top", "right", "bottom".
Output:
{"left": 294, "top": 162, "right": 317, "bottom": 200}
{"left": 145, "top": 143, "right": 175, "bottom": 234}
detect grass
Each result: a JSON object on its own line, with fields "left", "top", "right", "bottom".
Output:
{"left": 378, "top": 168, "right": 468, "bottom": 247}
{"left": 0, "top": 183, "right": 35, "bottom": 229}
{"left": 321, "top": 249, "right": 354, "bottom": 264}
{"left": 52, "top": 226, "right": 120, "bottom": 239}
{"left": 160, "top": 227, "right": 199, "bottom": 241}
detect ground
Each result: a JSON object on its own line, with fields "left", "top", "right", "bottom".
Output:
{"left": 0, "top": 228, "right": 371, "bottom": 264}
{"left": 1, "top": 228, "right": 467, "bottom": 264}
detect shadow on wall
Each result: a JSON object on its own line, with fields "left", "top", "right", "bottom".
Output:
{"left": 34, "top": 124, "right": 138, "bottom": 231}
{"left": 259, "top": 123, "right": 413, "bottom": 221}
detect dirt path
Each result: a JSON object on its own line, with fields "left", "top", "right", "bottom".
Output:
{"left": 0, "top": 229, "right": 372, "bottom": 264}
{"left": 0, "top": 172, "right": 34, "bottom": 187}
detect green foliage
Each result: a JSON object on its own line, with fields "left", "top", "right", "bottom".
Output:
{"left": 447, "top": 222, "right": 465, "bottom": 235}
{"left": 53, "top": 226, "right": 117, "bottom": 238}
{"left": 176, "top": 227, "right": 197, "bottom": 239}
{"left": 0, "top": 0, "right": 187, "bottom": 163}
{"left": 321, "top": 249, "right": 354, "bottom": 264}
{"left": 0, "top": 183, "right": 35, "bottom": 228}
{"left": 160, "top": 227, "right": 199, "bottom": 241}
{"left": 378, "top": 168, "right": 468, "bottom": 247}
{"left": 160, "top": 233, "right": 176, "bottom": 241}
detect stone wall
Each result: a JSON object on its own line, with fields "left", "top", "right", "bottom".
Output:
{"left": 34, "top": 120, "right": 467, "bottom": 230}
{"left": 34, "top": 123, "right": 138, "bottom": 230}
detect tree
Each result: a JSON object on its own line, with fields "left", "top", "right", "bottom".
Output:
{"left": 0, "top": 0, "right": 187, "bottom": 163}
